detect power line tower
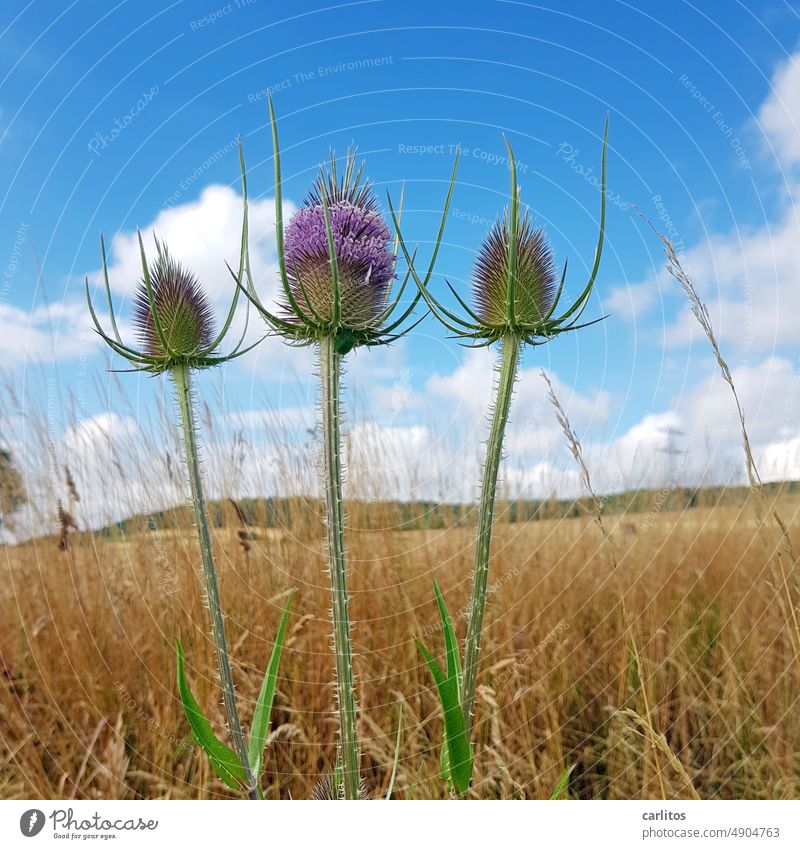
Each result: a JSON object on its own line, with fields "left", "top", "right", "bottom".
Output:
{"left": 658, "top": 425, "right": 686, "bottom": 490}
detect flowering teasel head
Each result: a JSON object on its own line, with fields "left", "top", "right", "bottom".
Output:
{"left": 238, "top": 97, "right": 459, "bottom": 356}
{"left": 390, "top": 118, "right": 609, "bottom": 348}
{"left": 282, "top": 154, "right": 396, "bottom": 331}
{"left": 87, "top": 229, "right": 255, "bottom": 374}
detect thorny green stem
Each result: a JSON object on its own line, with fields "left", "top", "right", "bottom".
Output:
{"left": 171, "top": 364, "right": 257, "bottom": 800}
{"left": 462, "top": 334, "right": 520, "bottom": 741}
{"left": 319, "top": 335, "right": 361, "bottom": 799}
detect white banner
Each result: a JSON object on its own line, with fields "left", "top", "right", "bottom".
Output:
{"left": 0, "top": 800, "right": 798, "bottom": 848}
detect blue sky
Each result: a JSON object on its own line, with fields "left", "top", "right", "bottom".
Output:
{"left": 2, "top": 0, "right": 800, "bottom": 526}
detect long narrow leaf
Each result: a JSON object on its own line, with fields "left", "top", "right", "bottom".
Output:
{"left": 415, "top": 638, "right": 473, "bottom": 795}
{"left": 247, "top": 590, "right": 295, "bottom": 780}
{"left": 175, "top": 641, "right": 247, "bottom": 789}
{"left": 550, "top": 764, "right": 576, "bottom": 800}
{"left": 433, "top": 579, "right": 462, "bottom": 699}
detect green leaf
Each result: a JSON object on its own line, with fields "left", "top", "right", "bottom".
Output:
{"left": 429, "top": 581, "right": 470, "bottom": 791}
{"left": 415, "top": 637, "right": 473, "bottom": 795}
{"left": 439, "top": 733, "right": 451, "bottom": 785}
{"left": 175, "top": 641, "right": 247, "bottom": 789}
{"left": 433, "top": 579, "right": 462, "bottom": 699}
{"left": 247, "top": 590, "right": 295, "bottom": 780}
{"left": 550, "top": 764, "right": 576, "bottom": 800}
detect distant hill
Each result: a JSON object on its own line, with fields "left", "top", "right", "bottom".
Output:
{"left": 84, "top": 480, "right": 800, "bottom": 540}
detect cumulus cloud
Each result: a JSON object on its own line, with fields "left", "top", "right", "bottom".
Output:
{"left": 93, "top": 184, "right": 290, "bottom": 303}
{"left": 756, "top": 50, "right": 800, "bottom": 170}
{"left": 6, "top": 349, "right": 799, "bottom": 538}
{"left": 758, "top": 436, "right": 800, "bottom": 481}
{"left": 605, "top": 279, "right": 660, "bottom": 323}
{"left": 609, "top": 48, "right": 800, "bottom": 353}
{"left": 578, "top": 357, "right": 800, "bottom": 494}
{"left": 591, "top": 48, "right": 800, "bottom": 490}
{"left": 426, "top": 347, "right": 610, "bottom": 452}
{"left": 662, "top": 212, "right": 800, "bottom": 350}
{"left": 0, "top": 300, "right": 99, "bottom": 365}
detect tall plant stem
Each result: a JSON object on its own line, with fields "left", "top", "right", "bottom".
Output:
{"left": 319, "top": 336, "right": 361, "bottom": 799}
{"left": 171, "top": 364, "right": 257, "bottom": 799}
{"left": 462, "top": 334, "right": 520, "bottom": 740}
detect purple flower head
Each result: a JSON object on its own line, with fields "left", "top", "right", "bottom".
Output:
{"left": 284, "top": 152, "right": 395, "bottom": 329}
{"left": 472, "top": 212, "right": 557, "bottom": 327}
{"left": 132, "top": 248, "right": 215, "bottom": 359}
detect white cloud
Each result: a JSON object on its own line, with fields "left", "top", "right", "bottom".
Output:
{"left": 4, "top": 349, "right": 799, "bottom": 539}
{"left": 758, "top": 436, "right": 800, "bottom": 481}
{"left": 610, "top": 48, "right": 800, "bottom": 351}
{"left": 608, "top": 192, "right": 800, "bottom": 353}
{"left": 58, "top": 413, "right": 184, "bottom": 529}
{"left": 426, "top": 347, "right": 610, "bottom": 453}
{"left": 663, "top": 212, "right": 800, "bottom": 350}
{"left": 605, "top": 279, "right": 660, "bottom": 322}
{"left": 676, "top": 356, "right": 799, "bottom": 445}
{"left": 346, "top": 422, "right": 455, "bottom": 500}
{"left": 93, "top": 184, "right": 291, "bottom": 303}
{"left": 0, "top": 300, "right": 99, "bottom": 365}
{"left": 756, "top": 51, "right": 800, "bottom": 170}
{"left": 580, "top": 357, "right": 800, "bottom": 493}
{"left": 221, "top": 405, "right": 316, "bottom": 436}
{"left": 505, "top": 461, "right": 582, "bottom": 500}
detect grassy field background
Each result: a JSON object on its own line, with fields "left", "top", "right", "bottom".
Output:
{"left": 2, "top": 487, "right": 799, "bottom": 799}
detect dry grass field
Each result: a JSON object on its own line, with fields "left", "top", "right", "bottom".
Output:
{"left": 2, "top": 491, "right": 799, "bottom": 800}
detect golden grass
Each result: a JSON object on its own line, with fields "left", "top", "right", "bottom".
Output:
{"left": 2, "top": 494, "right": 799, "bottom": 799}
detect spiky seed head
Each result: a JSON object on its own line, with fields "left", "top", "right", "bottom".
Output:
{"left": 473, "top": 212, "right": 558, "bottom": 327}
{"left": 283, "top": 151, "right": 395, "bottom": 329}
{"left": 132, "top": 249, "right": 215, "bottom": 360}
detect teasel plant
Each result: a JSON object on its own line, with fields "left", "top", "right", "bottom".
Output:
{"left": 237, "top": 96, "right": 458, "bottom": 798}
{"left": 391, "top": 119, "right": 608, "bottom": 796}
{"left": 86, "top": 196, "right": 294, "bottom": 800}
